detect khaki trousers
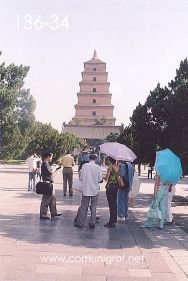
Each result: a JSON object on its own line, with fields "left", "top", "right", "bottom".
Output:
{"left": 63, "top": 167, "right": 73, "bottom": 195}
{"left": 40, "top": 189, "right": 57, "bottom": 218}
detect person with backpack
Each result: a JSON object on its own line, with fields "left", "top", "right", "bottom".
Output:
{"left": 117, "top": 161, "right": 134, "bottom": 221}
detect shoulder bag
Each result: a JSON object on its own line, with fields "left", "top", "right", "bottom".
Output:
{"left": 36, "top": 181, "right": 53, "bottom": 195}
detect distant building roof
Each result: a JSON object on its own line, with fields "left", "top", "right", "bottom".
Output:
{"left": 63, "top": 125, "right": 122, "bottom": 140}
{"left": 85, "top": 49, "right": 105, "bottom": 64}
{"left": 85, "top": 58, "right": 105, "bottom": 64}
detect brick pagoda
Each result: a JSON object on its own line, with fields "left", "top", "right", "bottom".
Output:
{"left": 63, "top": 50, "right": 122, "bottom": 145}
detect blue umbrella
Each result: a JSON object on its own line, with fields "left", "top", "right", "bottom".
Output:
{"left": 155, "top": 149, "right": 183, "bottom": 184}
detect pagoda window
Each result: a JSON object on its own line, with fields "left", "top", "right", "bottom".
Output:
{"left": 93, "top": 77, "right": 96, "bottom": 81}
{"left": 93, "top": 99, "right": 96, "bottom": 104}
{"left": 93, "top": 67, "right": 96, "bottom": 71}
{"left": 93, "top": 88, "right": 96, "bottom": 92}
{"left": 92, "top": 111, "right": 96, "bottom": 116}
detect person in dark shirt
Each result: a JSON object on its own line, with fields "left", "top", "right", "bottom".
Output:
{"left": 78, "top": 151, "right": 90, "bottom": 172}
{"left": 41, "top": 161, "right": 54, "bottom": 183}
{"left": 40, "top": 152, "right": 62, "bottom": 220}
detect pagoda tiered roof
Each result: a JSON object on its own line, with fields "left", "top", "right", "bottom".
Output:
{"left": 63, "top": 125, "right": 122, "bottom": 140}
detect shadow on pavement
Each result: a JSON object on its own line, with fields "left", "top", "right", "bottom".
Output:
{"left": 0, "top": 188, "right": 187, "bottom": 251}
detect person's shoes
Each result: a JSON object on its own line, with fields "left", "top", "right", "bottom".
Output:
{"left": 104, "top": 222, "right": 116, "bottom": 227}
{"left": 69, "top": 193, "right": 73, "bottom": 197}
{"left": 64, "top": 193, "right": 66, "bottom": 196}
{"left": 74, "top": 224, "right": 83, "bottom": 228}
{"left": 40, "top": 216, "right": 50, "bottom": 220}
{"left": 165, "top": 221, "right": 173, "bottom": 225}
{"left": 51, "top": 213, "right": 62, "bottom": 220}
{"left": 157, "top": 227, "right": 163, "bottom": 230}
{"left": 55, "top": 213, "right": 62, "bottom": 217}
{"left": 89, "top": 223, "right": 95, "bottom": 229}
{"left": 165, "top": 218, "right": 174, "bottom": 225}
{"left": 140, "top": 225, "right": 151, "bottom": 228}
{"left": 118, "top": 217, "right": 126, "bottom": 222}
{"left": 96, "top": 216, "right": 100, "bottom": 221}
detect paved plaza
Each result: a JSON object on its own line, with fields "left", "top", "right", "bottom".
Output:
{"left": 0, "top": 164, "right": 188, "bottom": 281}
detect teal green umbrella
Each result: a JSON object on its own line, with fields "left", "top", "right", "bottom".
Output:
{"left": 155, "top": 149, "right": 182, "bottom": 184}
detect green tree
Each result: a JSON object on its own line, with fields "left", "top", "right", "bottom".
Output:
{"left": 105, "top": 132, "right": 119, "bottom": 142}
{"left": 120, "top": 58, "right": 188, "bottom": 169}
{"left": 0, "top": 54, "right": 36, "bottom": 160}
{"left": 23, "top": 122, "right": 85, "bottom": 162}
{"left": 117, "top": 125, "right": 132, "bottom": 147}
{"left": 145, "top": 60, "right": 188, "bottom": 156}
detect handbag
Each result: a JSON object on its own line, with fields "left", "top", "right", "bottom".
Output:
{"left": 146, "top": 199, "right": 162, "bottom": 220}
{"left": 72, "top": 179, "right": 82, "bottom": 193}
{"left": 36, "top": 181, "right": 53, "bottom": 195}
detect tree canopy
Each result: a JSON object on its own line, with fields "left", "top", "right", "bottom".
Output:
{"left": 118, "top": 58, "right": 188, "bottom": 171}
{"left": 23, "top": 122, "right": 86, "bottom": 162}
{"left": 0, "top": 55, "right": 36, "bottom": 159}
{"left": 0, "top": 53, "right": 85, "bottom": 161}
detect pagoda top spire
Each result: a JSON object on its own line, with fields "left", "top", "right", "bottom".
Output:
{"left": 85, "top": 49, "right": 104, "bottom": 64}
{"left": 92, "top": 49, "right": 98, "bottom": 59}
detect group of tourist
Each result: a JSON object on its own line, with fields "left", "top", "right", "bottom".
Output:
{"left": 26, "top": 149, "right": 176, "bottom": 229}
{"left": 73, "top": 154, "right": 135, "bottom": 228}
{"left": 26, "top": 152, "right": 75, "bottom": 196}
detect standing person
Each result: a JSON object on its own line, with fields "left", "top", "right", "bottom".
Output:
{"left": 40, "top": 152, "right": 62, "bottom": 220}
{"left": 36, "top": 156, "right": 42, "bottom": 181}
{"left": 74, "top": 154, "right": 100, "bottom": 223}
{"left": 60, "top": 153, "right": 75, "bottom": 197}
{"left": 145, "top": 175, "right": 168, "bottom": 229}
{"left": 165, "top": 184, "right": 176, "bottom": 224}
{"left": 148, "top": 163, "right": 154, "bottom": 179}
{"left": 78, "top": 150, "right": 90, "bottom": 172}
{"left": 74, "top": 154, "right": 103, "bottom": 229}
{"left": 138, "top": 162, "right": 141, "bottom": 176}
{"left": 103, "top": 157, "right": 119, "bottom": 227}
{"left": 118, "top": 161, "right": 134, "bottom": 221}
{"left": 95, "top": 155, "right": 100, "bottom": 166}
{"left": 26, "top": 153, "right": 40, "bottom": 191}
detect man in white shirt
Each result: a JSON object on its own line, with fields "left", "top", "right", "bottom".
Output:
{"left": 26, "top": 153, "right": 40, "bottom": 191}
{"left": 74, "top": 154, "right": 103, "bottom": 229}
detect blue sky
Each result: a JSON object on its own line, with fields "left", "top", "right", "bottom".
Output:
{"left": 1, "top": 0, "right": 188, "bottom": 130}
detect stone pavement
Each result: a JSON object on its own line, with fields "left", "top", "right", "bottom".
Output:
{"left": 0, "top": 164, "right": 188, "bottom": 281}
